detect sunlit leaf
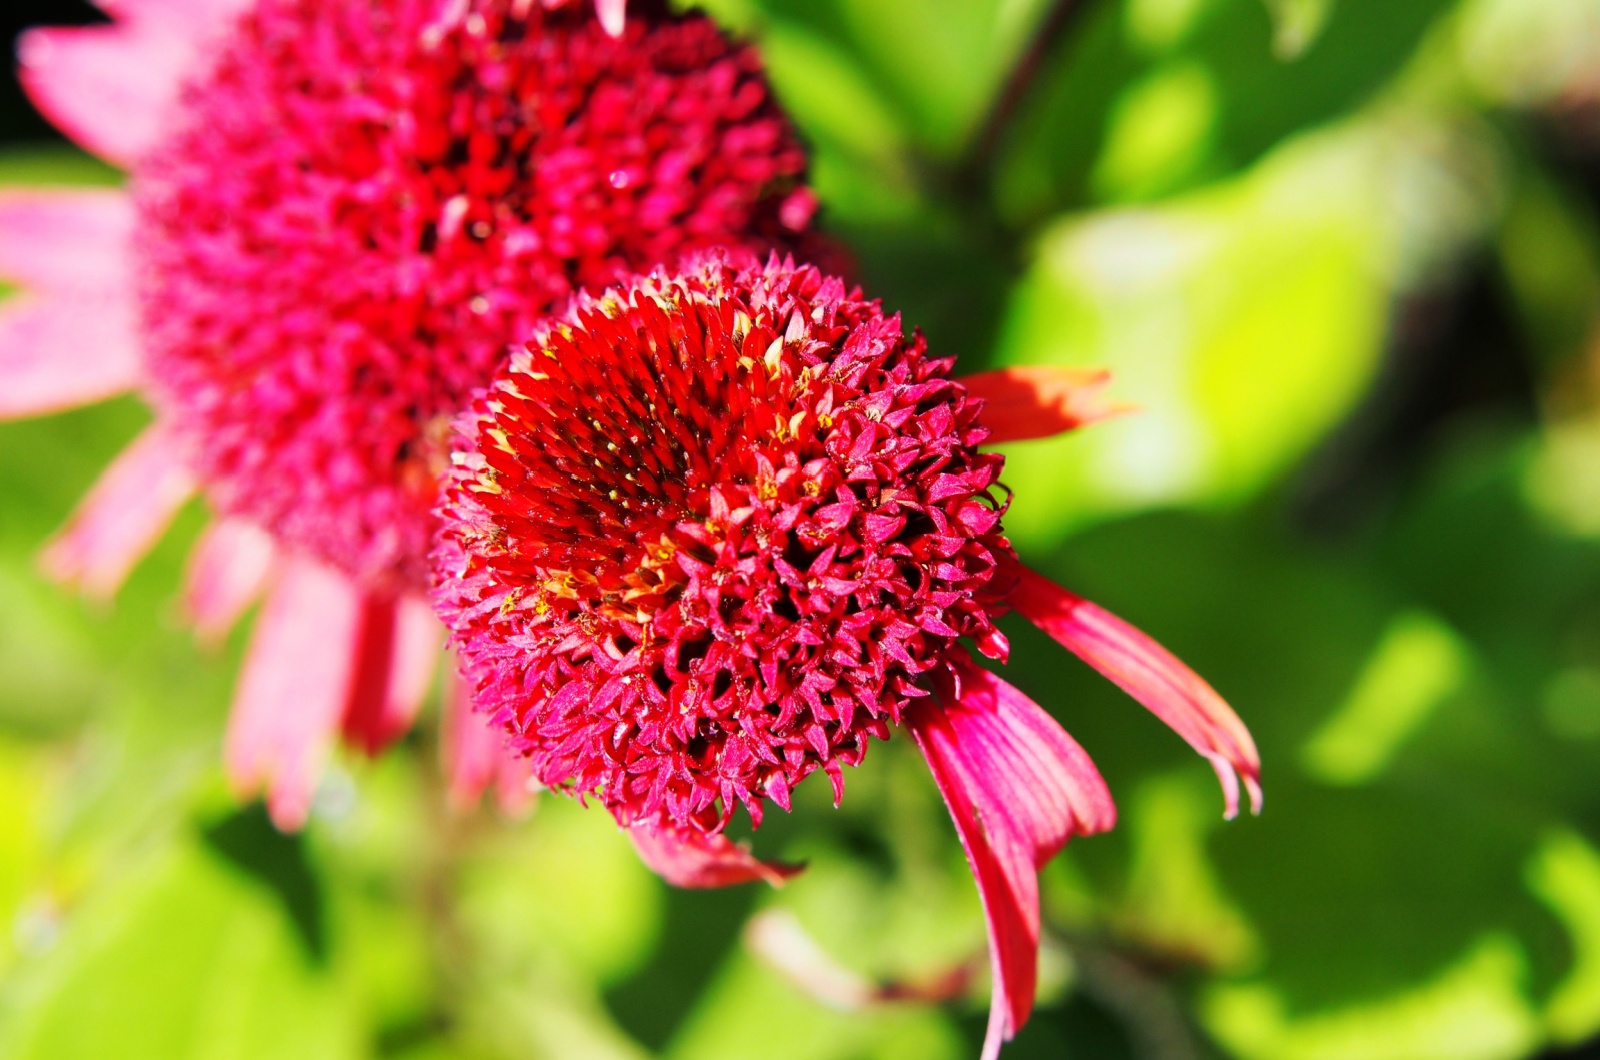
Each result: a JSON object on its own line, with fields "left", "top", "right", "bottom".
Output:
{"left": 0, "top": 835, "right": 361, "bottom": 1059}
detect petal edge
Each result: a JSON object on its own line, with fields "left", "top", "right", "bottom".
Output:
{"left": 224, "top": 558, "right": 363, "bottom": 830}
{"left": 908, "top": 656, "right": 1114, "bottom": 1058}
{"left": 1009, "top": 566, "right": 1262, "bottom": 817}
{"left": 962, "top": 366, "right": 1130, "bottom": 445}
{"left": 629, "top": 818, "right": 802, "bottom": 889}
{"left": 39, "top": 423, "right": 195, "bottom": 599}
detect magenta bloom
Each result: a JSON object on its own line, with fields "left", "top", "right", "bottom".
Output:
{"left": 1, "top": 0, "right": 817, "bottom": 825}
{"left": 433, "top": 253, "right": 1261, "bottom": 1057}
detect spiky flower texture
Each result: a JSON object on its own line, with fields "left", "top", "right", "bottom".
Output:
{"left": 139, "top": 0, "right": 813, "bottom": 589}
{"left": 3, "top": 0, "right": 816, "bottom": 823}
{"left": 434, "top": 254, "right": 1262, "bottom": 1059}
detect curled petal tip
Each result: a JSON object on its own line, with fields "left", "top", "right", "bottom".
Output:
{"left": 1209, "top": 753, "right": 1263, "bottom": 820}
{"left": 1010, "top": 566, "right": 1262, "bottom": 815}
{"left": 1245, "top": 773, "right": 1264, "bottom": 816}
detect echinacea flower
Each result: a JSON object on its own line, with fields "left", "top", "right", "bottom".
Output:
{"left": 3, "top": 0, "right": 817, "bottom": 824}
{"left": 432, "top": 252, "right": 1261, "bottom": 1058}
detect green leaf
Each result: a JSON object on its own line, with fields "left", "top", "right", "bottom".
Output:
{"left": 0, "top": 833, "right": 362, "bottom": 1060}
{"left": 997, "top": 118, "right": 1413, "bottom": 547}
{"left": 996, "top": 0, "right": 1457, "bottom": 220}
{"left": 1204, "top": 935, "right": 1541, "bottom": 1060}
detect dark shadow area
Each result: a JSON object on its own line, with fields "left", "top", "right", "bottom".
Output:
{"left": 1, "top": 0, "right": 103, "bottom": 144}
{"left": 201, "top": 802, "right": 329, "bottom": 963}
{"left": 1290, "top": 262, "right": 1542, "bottom": 541}
{"left": 998, "top": 0, "right": 1458, "bottom": 221}
{"left": 1002, "top": 988, "right": 1142, "bottom": 1060}
{"left": 602, "top": 881, "right": 760, "bottom": 1051}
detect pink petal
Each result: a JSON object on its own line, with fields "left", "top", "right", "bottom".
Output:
{"left": 1009, "top": 566, "right": 1263, "bottom": 818}
{"left": 340, "top": 595, "right": 441, "bottom": 756}
{"left": 18, "top": 24, "right": 190, "bottom": 167}
{"left": 537, "top": 0, "right": 625, "bottom": 35}
{"left": 39, "top": 423, "right": 195, "bottom": 599}
{"left": 595, "top": 0, "right": 627, "bottom": 36}
{"left": 961, "top": 367, "right": 1131, "bottom": 445}
{"left": 0, "top": 190, "right": 133, "bottom": 291}
{"left": 0, "top": 191, "right": 142, "bottom": 418}
{"left": 181, "top": 517, "right": 275, "bottom": 643}
{"left": 907, "top": 653, "right": 1115, "bottom": 1060}
{"left": 440, "top": 667, "right": 535, "bottom": 813}
{"left": 224, "top": 557, "right": 364, "bottom": 830}
{"left": 628, "top": 818, "right": 803, "bottom": 889}
{"left": 386, "top": 595, "right": 444, "bottom": 738}
{"left": 0, "top": 296, "right": 143, "bottom": 418}
{"left": 16, "top": 0, "right": 250, "bottom": 166}
{"left": 114, "top": 0, "right": 254, "bottom": 24}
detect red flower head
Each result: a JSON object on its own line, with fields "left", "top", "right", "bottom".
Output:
{"left": 2, "top": 0, "right": 817, "bottom": 825}
{"left": 433, "top": 252, "right": 1261, "bottom": 1058}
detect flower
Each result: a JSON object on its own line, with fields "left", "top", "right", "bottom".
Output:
{"left": 432, "top": 252, "right": 1262, "bottom": 1058}
{"left": 2, "top": 0, "right": 816, "bottom": 825}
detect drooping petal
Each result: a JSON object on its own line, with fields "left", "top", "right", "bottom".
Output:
{"left": 0, "top": 191, "right": 142, "bottom": 419}
{"left": 384, "top": 595, "right": 444, "bottom": 741}
{"left": 224, "top": 557, "right": 365, "bottom": 830}
{"left": 182, "top": 517, "right": 276, "bottom": 643}
{"left": 440, "top": 668, "right": 535, "bottom": 813}
{"left": 15, "top": 0, "right": 248, "bottom": 167}
{"left": 39, "top": 423, "right": 195, "bottom": 599}
{"left": 961, "top": 366, "right": 1130, "bottom": 445}
{"left": 1009, "top": 566, "right": 1263, "bottom": 818}
{"left": 907, "top": 654, "right": 1115, "bottom": 1060}
{"left": 340, "top": 595, "right": 441, "bottom": 756}
{"left": 628, "top": 818, "right": 803, "bottom": 889}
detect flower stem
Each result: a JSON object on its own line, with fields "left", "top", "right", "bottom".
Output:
{"left": 957, "top": 0, "right": 1092, "bottom": 192}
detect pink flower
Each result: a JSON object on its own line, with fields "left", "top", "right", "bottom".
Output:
{"left": 432, "top": 252, "right": 1262, "bottom": 1058}
{"left": 2, "top": 0, "right": 816, "bottom": 826}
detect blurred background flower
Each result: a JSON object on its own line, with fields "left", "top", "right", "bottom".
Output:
{"left": 0, "top": 0, "right": 819, "bottom": 831}
{"left": 4, "top": 0, "right": 1600, "bottom": 1058}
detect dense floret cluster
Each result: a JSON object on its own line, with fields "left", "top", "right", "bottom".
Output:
{"left": 434, "top": 254, "right": 1019, "bottom": 831}
{"left": 137, "top": 0, "right": 814, "bottom": 587}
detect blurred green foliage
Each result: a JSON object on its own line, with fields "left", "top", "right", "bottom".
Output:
{"left": 6, "top": 0, "right": 1600, "bottom": 1056}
